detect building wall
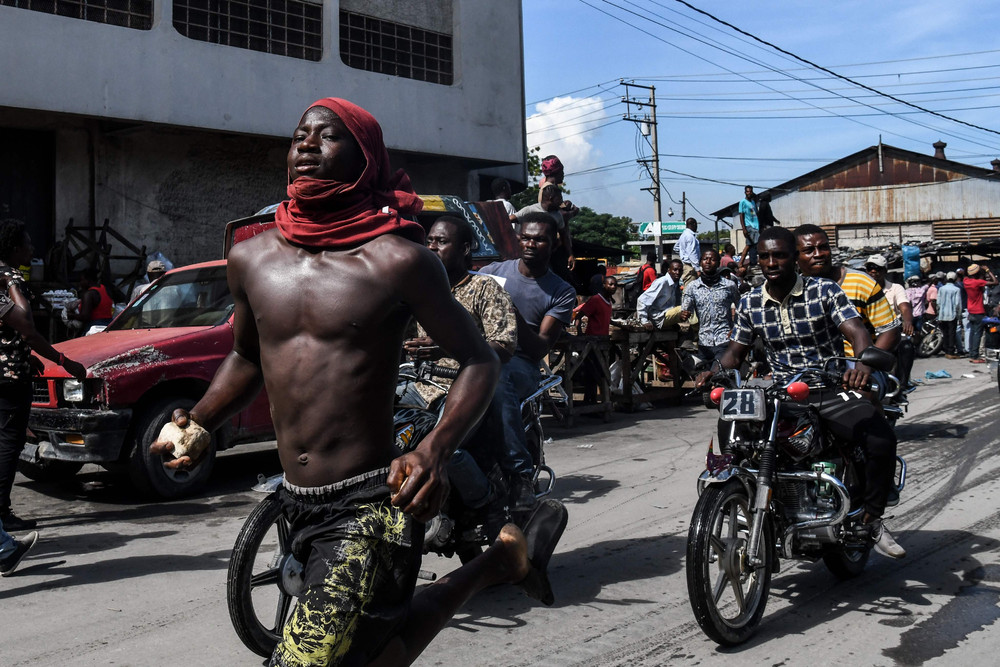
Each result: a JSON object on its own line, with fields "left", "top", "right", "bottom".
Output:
{"left": 0, "top": 0, "right": 526, "bottom": 273}
{"left": 772, "top": 178, "right": 1000, "bottom": 227}
{"left": 0, "top": 0, "right": 524, "bottom": 165}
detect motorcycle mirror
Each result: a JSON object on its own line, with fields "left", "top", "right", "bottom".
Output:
{"left": 710, "top": 387, "right": 725, "bottom": 405}
{"left": 786, "top": 381, "right": 810, "bottom": 401}
{"left": 857, "top": 346, "right": 895, "bottom": 372}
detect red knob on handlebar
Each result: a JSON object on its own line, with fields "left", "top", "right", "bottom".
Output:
{"left": 786, "top": 381, "right": 810, "bottom": 401}
{"left": 709, "top": 387, "right": 725, "bottom": 405}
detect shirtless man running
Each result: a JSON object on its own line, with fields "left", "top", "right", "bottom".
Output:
{"left": 151, "top": 98, "right": 561, "bottom": 666}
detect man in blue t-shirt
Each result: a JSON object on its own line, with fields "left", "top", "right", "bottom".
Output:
{"left": 738, "top": 185, "right": 760, "bottom": 265}
{"left": 479, "top": 213, "right": 576, "bottom": 512}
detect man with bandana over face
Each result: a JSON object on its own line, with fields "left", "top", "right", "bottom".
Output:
{"left": 149, "top": 99, "right": 565, "bottom": 666}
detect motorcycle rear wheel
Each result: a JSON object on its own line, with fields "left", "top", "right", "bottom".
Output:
{"left": 822, "top": 542, "right": 871, "bottom": 579}
{"left": 686, "top": 480, "right": 773, "bottom": 646}
{"left": 227, "top": 494, "right": 294, "bottom": 658}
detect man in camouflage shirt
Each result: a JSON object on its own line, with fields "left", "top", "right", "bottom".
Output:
{"left": 403, "top": 216, "right": 516, "bottom": 526}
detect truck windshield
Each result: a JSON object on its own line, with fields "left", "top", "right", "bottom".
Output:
{"left": 107, "top": 266, "right": 234, "bottom": 330}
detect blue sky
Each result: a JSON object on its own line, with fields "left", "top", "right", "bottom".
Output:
{"left": 521, "top": 1, "right": 1000, "bottom": 231}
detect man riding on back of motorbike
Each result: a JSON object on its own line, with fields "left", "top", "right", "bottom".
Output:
{"left": 403, "top": 215, "right": 518, "bottom": 538}
{"left": 697, "top": 226, "right": 906, "bottom": 559}
{"left": 792, "top": 224, "right": 902, "bottom": 400}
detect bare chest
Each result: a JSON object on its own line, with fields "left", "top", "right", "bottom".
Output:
{"left": 244, "top": 249, "right": 403, "bottom": 340}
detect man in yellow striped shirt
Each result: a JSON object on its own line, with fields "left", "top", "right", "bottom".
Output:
{"left": 793, "top": 225, "right": 901, "bottom": 357}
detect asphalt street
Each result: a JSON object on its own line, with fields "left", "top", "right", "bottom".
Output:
{"left": 1, "top": 356, "right": 998, "bottom": 667}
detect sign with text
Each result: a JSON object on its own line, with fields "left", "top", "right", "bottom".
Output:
{"left": 637, "top": 221, "right": 686, "bottom": 236}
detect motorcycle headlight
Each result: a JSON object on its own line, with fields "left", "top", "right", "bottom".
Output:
{"left": 63, "top": 379, "right": 85, "bottom": 403}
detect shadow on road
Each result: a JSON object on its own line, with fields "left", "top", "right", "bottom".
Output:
{"left": 895, "top": 421, "right": 969, "bottom": 441}
{"left": 16, "top": 445, "right": 282, "bottom": 524}
{"left": 0, "top": 548, "right": 232, "bottom": 601}
{"left": 555, "top": 473, "right": 620, "bottom": 505}
{"left": 441, "top": 533, "right": 687, "bottom": 634}
{"left": 709, "top": 528, "right": 1000, "bottom": 662}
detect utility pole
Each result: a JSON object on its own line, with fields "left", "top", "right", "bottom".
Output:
{"left": 621, "top": 80, "right": 662, "bottom": 261}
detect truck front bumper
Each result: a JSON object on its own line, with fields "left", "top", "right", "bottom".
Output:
{"left": 23, "top": 407, "right": 134, "bottom": 464}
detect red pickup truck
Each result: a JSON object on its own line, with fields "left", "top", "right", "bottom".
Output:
{"left": 21, "top": 197, "right": 517, "bottom": 498}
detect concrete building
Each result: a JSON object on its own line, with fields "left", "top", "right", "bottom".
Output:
{"left": 0, "top": 0, "right": 526, "bottom": 270}
{"left": 712, "top": 141, "right": 1000, "bottom": 250}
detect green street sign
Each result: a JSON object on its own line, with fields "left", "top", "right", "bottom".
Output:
{"left": 637, "top": 221, "right": 686, "bottom": 235}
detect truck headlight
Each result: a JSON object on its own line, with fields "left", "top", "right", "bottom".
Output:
{"left": 63, "top": 379, "right": 85, "bottom": 403}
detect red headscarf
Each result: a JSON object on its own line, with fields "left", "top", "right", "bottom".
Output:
{"left": 274, "top": 98, "right": 424, "bottom": 248}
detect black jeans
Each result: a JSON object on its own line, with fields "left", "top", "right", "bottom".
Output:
{"left": 895, "top": 336, "right": 915, "bottom": 388}
{"left": 808, "top": 388, "right": 898, "bottom": 518}
{"left": 968, "top": 313, "right": 985, "bottom": 358}
{"left": 0, "top": 381, "right": 32, "bottom": 513}
{"left": 941, "top": 318, "right": 958, "bottom": 354}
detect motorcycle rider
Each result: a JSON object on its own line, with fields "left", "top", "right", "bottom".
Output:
{"left": 403, "top": 215, "right": 517, "bottom": 535}
{"left": 697, "top": 226, "right": 906, "bottom": 559}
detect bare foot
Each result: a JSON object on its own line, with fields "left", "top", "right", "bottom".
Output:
{"left": 492, "top": 523, "right": 531, "bottom": 584}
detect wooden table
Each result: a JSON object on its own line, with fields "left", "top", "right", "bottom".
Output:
{"left": 548, "top": 334, "right": 614, "bottom": 426}
{"left": 609, "top": 327, "right": 682, "bottom": 410}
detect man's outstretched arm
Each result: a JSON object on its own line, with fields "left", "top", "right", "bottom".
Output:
{"left": 149, "top": 244, "right": 264, "bottom": 466}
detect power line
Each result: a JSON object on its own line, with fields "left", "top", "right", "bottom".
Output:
{"left": 578, "top": 0, "right": 1000, "bottom": 152}
{"left": 673, "top": 0, "right": 1000, "bottom": 138}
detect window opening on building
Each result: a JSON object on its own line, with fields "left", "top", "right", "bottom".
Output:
{"left": 173, "top": 0, "right": 322, "bottom": 62}
{"left": 339, "top": 10, "right": 453, "bottom": 85}
{"left": 0, "top": 0, "right": 153, "bottom": 30}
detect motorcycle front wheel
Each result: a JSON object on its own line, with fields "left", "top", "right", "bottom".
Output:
{"left": 227, "top": 494, "right": 296, "bottom": 658}
{"left": 686, "top": 479, "right": 773, "bottom": 646}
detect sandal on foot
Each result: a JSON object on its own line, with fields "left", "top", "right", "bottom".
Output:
{"left": 518, "top": 499, "right": 568, "bottom": 606}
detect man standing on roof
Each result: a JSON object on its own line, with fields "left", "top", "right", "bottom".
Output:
{"left": 150, "top": 98, "right": 566, "bottom": 667}
{"left": 738, "top": 185, "right": 760, "bottom": 265}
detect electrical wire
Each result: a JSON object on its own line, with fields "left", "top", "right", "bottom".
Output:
{"left": 578, "top": 0, "right": 1000, "bottom": 152}
{"left": 672, "top": 0, "right": 1000, "bottom": 137}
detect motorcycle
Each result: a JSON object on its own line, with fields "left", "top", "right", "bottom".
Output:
{"left": 226, "top": 361, "right": 563, "bottom": 658}
{"left": 915, "top": 318, "right": 944, "bottom": 357}
{"left": 686, "top": 347, "right": 905, "bottom": 646}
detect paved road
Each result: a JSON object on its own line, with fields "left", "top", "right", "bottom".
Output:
{"left": 1, "top": 357, "right": 997, "bottom": 666}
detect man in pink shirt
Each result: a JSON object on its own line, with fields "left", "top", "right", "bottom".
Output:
{"left": 964, "top": 263, "right": 999, "bottom": 361}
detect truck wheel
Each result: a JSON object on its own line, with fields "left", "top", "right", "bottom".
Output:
{"left": 17, "top": 459, "right": 84, "bottom": 483}
{"left": 128, "top": 397, "right": 217, "bottom": 499}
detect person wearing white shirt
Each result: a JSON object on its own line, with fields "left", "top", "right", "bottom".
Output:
{"left": 637, "top": 259, "right": 684, "bottom": 329}
{"left": 675, "top": 218, "right": 701, "bottom": 284}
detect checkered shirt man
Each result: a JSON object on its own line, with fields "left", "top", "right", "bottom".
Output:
{"left": 732, "top": 275, "right": 861, "bottom": 385}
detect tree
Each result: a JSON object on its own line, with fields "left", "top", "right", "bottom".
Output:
{"left": 570, "top": 206, "right": 634, "bottom": 253}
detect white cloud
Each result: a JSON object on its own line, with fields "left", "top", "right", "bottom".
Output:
{"left": 525, "top": 95, "right": 605, "bottom": 174}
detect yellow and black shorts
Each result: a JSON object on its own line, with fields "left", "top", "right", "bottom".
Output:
{"left": 270, "top": 468, "right": 423, "bottom": 667}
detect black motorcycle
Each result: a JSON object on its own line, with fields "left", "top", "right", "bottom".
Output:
{"left": 686, "top": 347, "right": 905, "bottom": 646}
{"left": 226, "top": 362, "right": 563, "bottom": 658}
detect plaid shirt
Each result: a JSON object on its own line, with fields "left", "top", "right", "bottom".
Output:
{"left": 732, "top": 276, "right": 860, "bottom": 385}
